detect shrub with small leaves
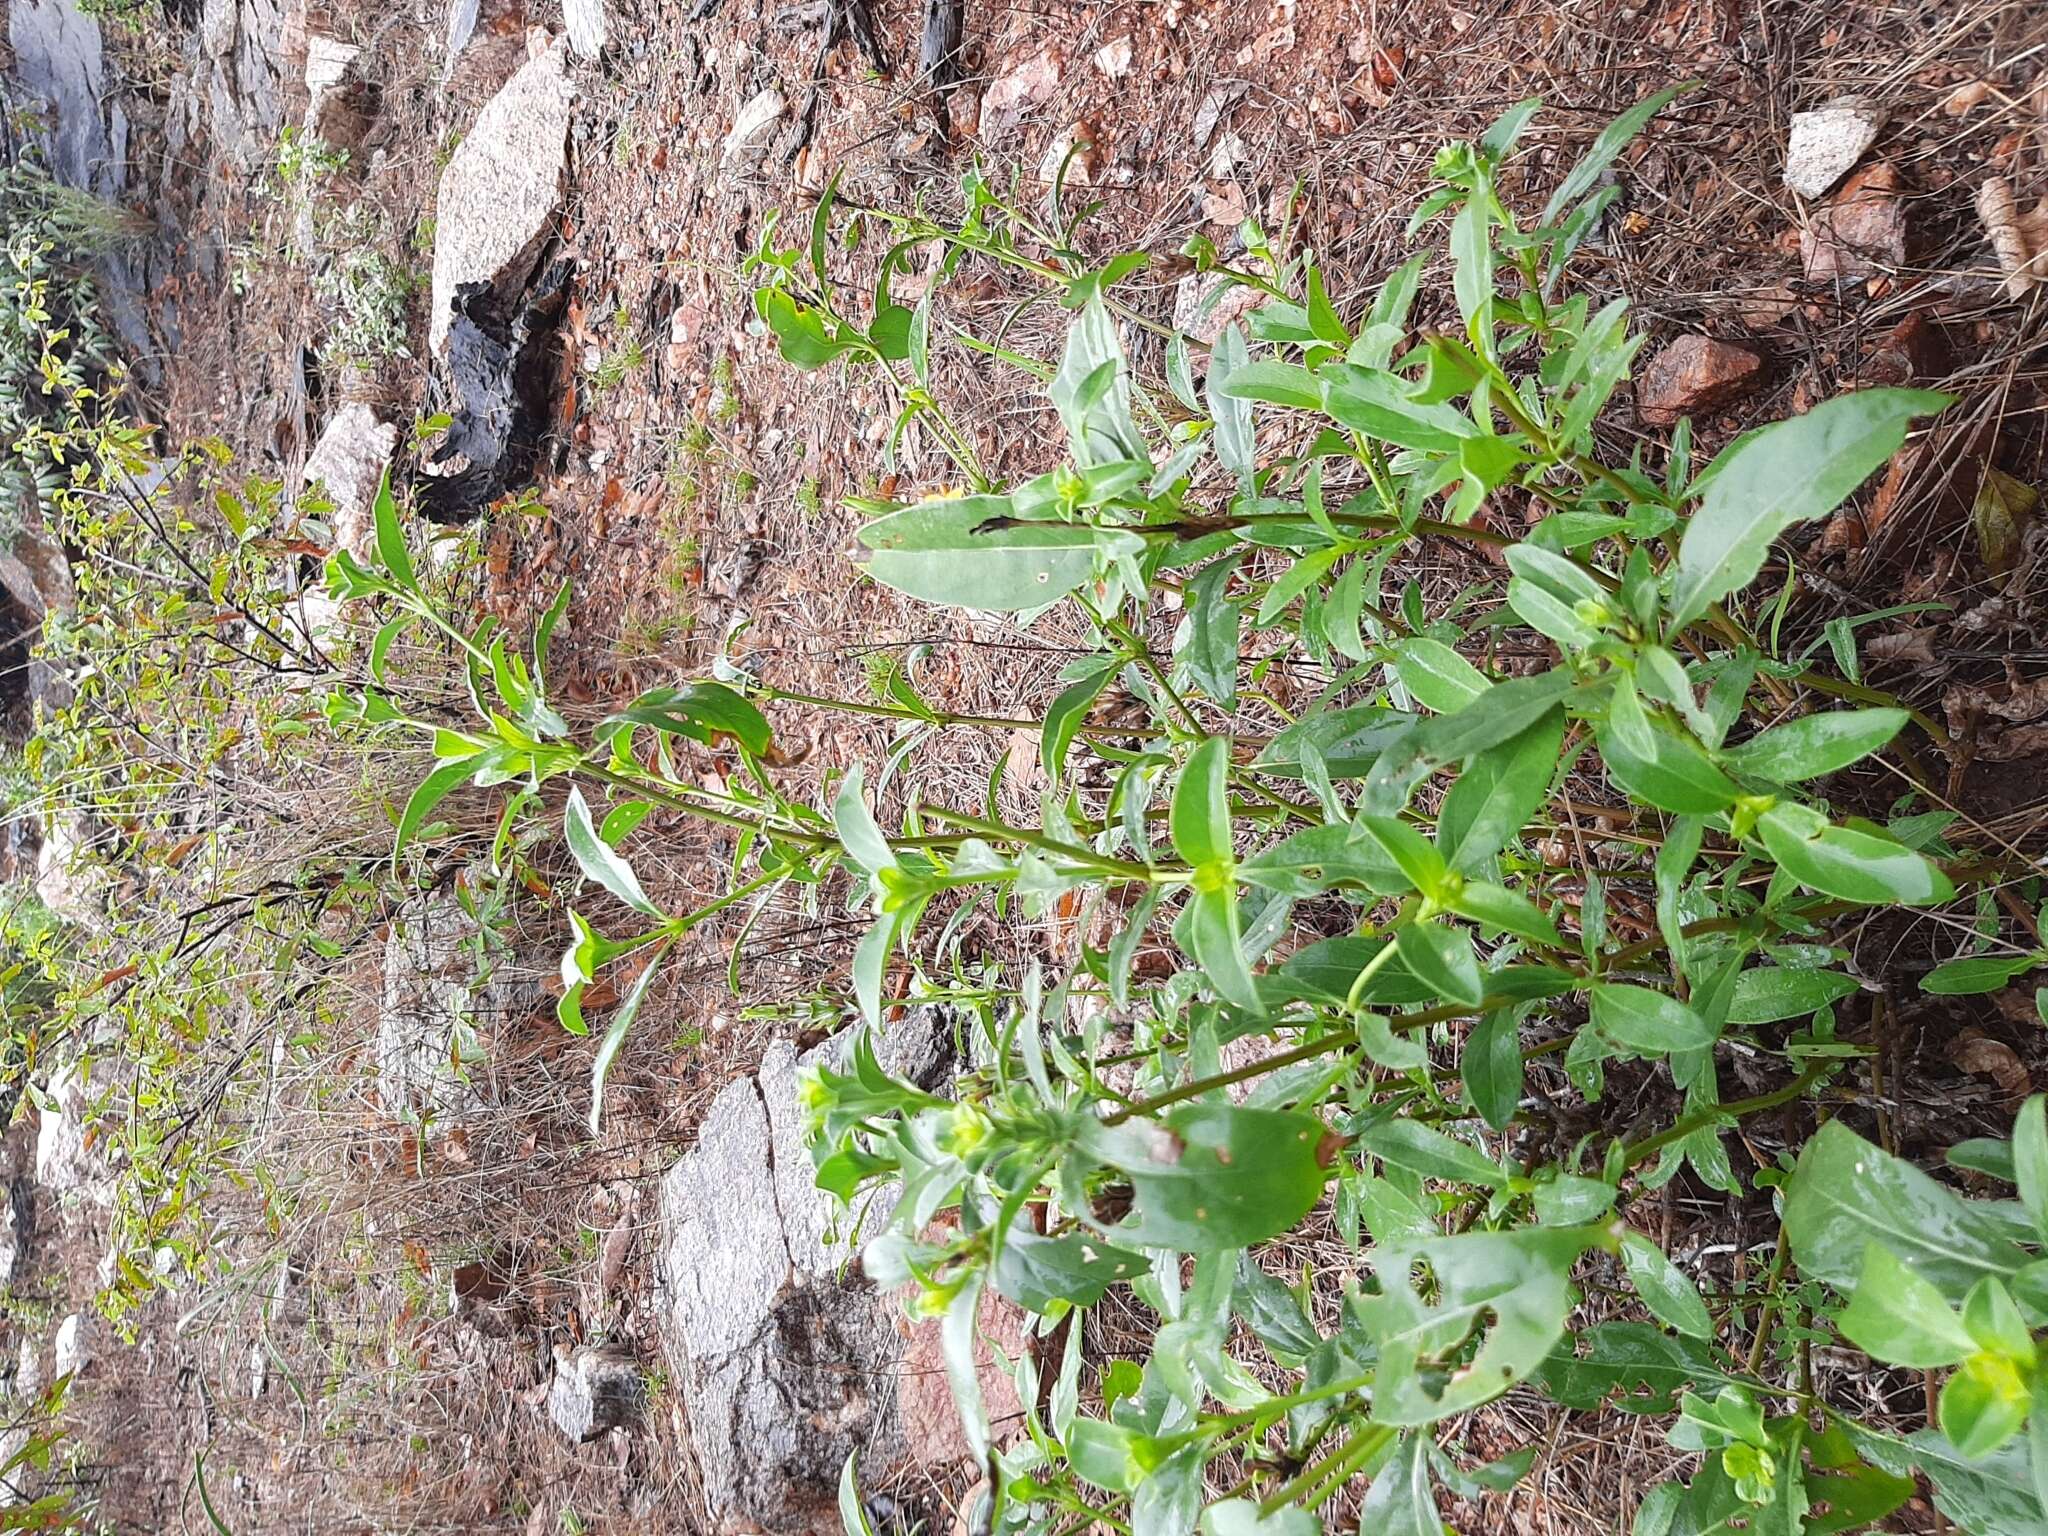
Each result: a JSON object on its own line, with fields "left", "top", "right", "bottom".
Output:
{"left": 333, "top": 93, "right": 2048, "bottom": 1536}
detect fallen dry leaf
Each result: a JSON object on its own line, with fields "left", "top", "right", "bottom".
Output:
{"left": 1943, "top": 79, "right": 1998, "bottom": 116}
{"left": 1202, "top": 181, "right": 1248, "bottom": 227}
{"left": 1952, "top": 1030, "right": 2031, "bottom": 1098}
{"left": 1972, "top": 467, "right": 2040, "bottom": 573}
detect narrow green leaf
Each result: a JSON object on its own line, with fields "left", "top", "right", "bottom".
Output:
{"left": 1393, "top": 638, "right": 1489, "bottom": 715}
{"left": 1620, "top": 1231, "right": 1714, "bottom": 1339}
{"left": 1465, "top": 1008, "right": 1522, "bottom": 1131}
{"left": 1669, "top": 390, "right": 1951, "bottom": 632}
{"left": 1838, "top": 1242, "right": 1976, "bottom": 1368}
{"left": 1438, "top": 709, "right": 1564, "bottom": 872}
{"left": 1589, "top": 984, "right": 1719, "bottom": 1054}
{"left": 1757, "top": 803, "right": 1954, "bottom": 907}
{"left": 1172, "top": 738, "right": 1235, "bottom": 868}
{"left": 1724, "top": 708, "right": 1908, "bottom": 783}
{"left": 371, "top": 467, "right": 415, "bottom": 589}
{"left": 859, "top": 496, "right": 1135, "bottom": 612}
{"left": 589, "top": 943, "right": 665, "bottom": 1135}
{"left": 1542, "top": 85, "right": 1689, "bottom": 224}
{"left": 564, "top": 786, "right": 664, "bottom": 918}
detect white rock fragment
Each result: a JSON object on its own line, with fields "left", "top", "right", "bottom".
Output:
{"left": 1093, "top": 37, "right": 1133, "bottom": 78}
{"left": 302, "top": 402, "right": 398, "bottom": 562}
{"left": 428, "top": 39, "right": 575, "bottom": 356}
{"left": 564, "top": 0, "right": 607, "bottom": 60}
{"left": 304, "top": 35, "right": 360, "bottom": 93}
{"left": 1784, "top": 95, "right": 1885, "bottom": 201}
{"left": 722, "top": 88, "right": 786, "bottom": 168}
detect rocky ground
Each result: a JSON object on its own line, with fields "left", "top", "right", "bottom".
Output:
{"left": 4, "top": 0, "right": 2048, "bottom": 1531}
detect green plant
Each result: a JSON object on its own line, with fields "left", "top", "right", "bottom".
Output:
{"left": 329, "top": 92, "right": 2045, "bottom": 1536}
{"left": 277, "top": 126, "right": 350, "bottom": 187}
{"left": 311, "top": 209, "right": 415, "bottom": 374}
{"left": 0, "top": 159, "right": 137, "bottom": 531}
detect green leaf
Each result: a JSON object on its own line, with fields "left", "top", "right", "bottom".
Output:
{"left": 1358, "top": 1433, "right": 1442, "bottom": 1536}
{"left": 758, "top": 287, "right": 853, "bottom": 368}
{"left": 1051, "top": 296, "right": 1148, "bottom": 466}
{"left": 1784, "top": 1121, "right": 2029, "bottom": 1303}
{"left": 1589, "top": 984, "right": 1719, "bottom": 1054}
{"left": 1067, "top": 1418, "right": 1159, "bottom": 1493}
{"left": 832, "top": 767, "right": 896, "bottom": 875}
{"left": 1078, "top": 1104, "right": 1328, "bottom": 1251}
{"left": 1255, "top": 704, "right": 1417, "bottom": 781}
{"left": 991, "top": 1228, "right": 1148, "bottom": 1314}
{"left": 1926, "top": 954, "right": 2042, "bottom": 996}
{"left": 1361, "top": 1119, "right": 1508, "bottom": 1188}
{"left": 598, "top": 681, "right": 772, "bottom": 754}
{"left": 1393, "top": 638, "right": 1489, "bottom": 714}
{"left": 1415, "top": 669, "right": 1581, "bottom": 765}
{"left": 1209, "top": 324, "right": 1255, "bottom": 489}
{"left": 1437, "top": 709, "right": 1564, "bottom": 872}
{"left": 1757, "top": 803, "right": 1954, "bottom": 907}
{"left": 1668, "top": 390, "right": 1951, "bottom": 632}
{"left": 839, "top": 1452, "right": 879, "bottom": 1536}
{"left": 1181, "top": 885, "right": 1261, "bottom": 1013}
{"left": 1172, "top": 738, "right": 1235, "bottom": 869}
{"left": 1397, "top": 920, "right": 1484, "bottom": 1008}
{"left": 394, "top": 750, "right": 504, "bottom": 867}
{"left": 1838, "top": 1242, "right": 1977, "bottom": 1368}
{"left": 564, "top": 786, "right": 664, "bottom": 918}
{"left": 1724, "top": 708, "right": 1908, "bottom": 783}
{"left": 1448, "top": 880, "right": 1564, "bottom": 949}
{"left": 1505, "top": 543, "right": 1607, "bottom": 607}
{"left": 1727, "top": 967, "right": 1862, "bottom": 1024}
{"left": 588, "top": 943, "right": 664, "bottom": 1135}
{"left": 1542, "top": 85, "right": 1689, "bottom": 224}
{"left": 1963, "top": 1278, "right": 2035, "bottom": 1364}
{"left": 1842, "top": 1421, "right": 2048, "bottom": 1536}
{"left": 1600, "top": 687, "right": 1739, "bottom": 814}
{"left": 1620, "top": 1232, "right": 1714, "bottom": 1339}
{"left": 857, "top": 496, "right": 1138, "bottom": 612}
{"left": 1240, "top": 823, "right": 1406, "bottom": 898}
{"left": 1321, "top": 364, "right": 1476, "bottom": 453}
{"left": 1362, "top": 1226, "right": 1599, "bottom": 1425}
{"left": 1203, "top": 1500, "right": 1322, "bottom": 1536}
{"left": 1537, "top": 1322, "right": 1746, "bottom": 1414}
{"left": 1042, "top": 664, "right": 1113, "bottom": 781}
{"left": 1356, "top": 816, "right": 1449, "bottom": 896}
{"left": 1451, "top": 194, "right": 1492, "bottom": 337}
{"left": 1183, "top": 557, "right": 1243, "bottom": 708}
{"left": 1465, "top": 1008, "right": 1523, "bottom": 1131}
{"left": 2016, "top": 1097, "right": 2048, "bottom": 1243}
{"left": 1942, "top": 1353, "right": 2033, "bottom": 1460}
{"left": 1213, "top": 360, "right": 1323, "bottom": 411}
{"left": 371, "top": 467, "right": 415, "bottom": 589}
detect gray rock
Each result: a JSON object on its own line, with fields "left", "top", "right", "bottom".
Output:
{"left": 722, "top": 87, "right": 786, "bottom": 171}
{"left": 34, "top": 815, "right": 98, "bottom": 927}
{"left": 428, "top": 40, "right": 575, "bottom": 356}
{"left": 303, "top": 35, "right": 375, "bottom": 152}
{"left": 7, "top": 0, "right": 130, "bottom": 199}
{"left": 34, "top": 1062, "right": 101, "bottom": 1201}
{"left": 1784, "top": 95, "right": 1885, "bottom": 201}
{"left": 0, "top": 1179, "right": 33, "bottom": 1292}
{"left": 653, "top": 1014, "right": 960, "bottom": 1530}
{"left": 564, "top": 0, "right": 607, "bottom": 59}
{"left": 547, "top": 1344, "right": 641, "bottom": 1442}
{"left": 376, "top": 888, "right": 529, "bottom": 1131}
{"left": 196, "top": 0, "right": 287, "bottom": 171}
{"left": 51, "top": 1315, "right": 86, "bottom": 1381}
{"left": 302, "top": 403, "right": 399, "bottom": 562}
